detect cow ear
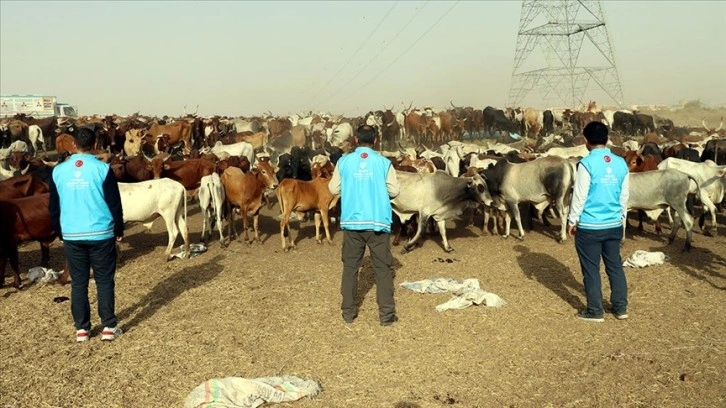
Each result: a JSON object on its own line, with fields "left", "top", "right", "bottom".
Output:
{"left": 273, "top": 166, "right": 279, "bottom": 173}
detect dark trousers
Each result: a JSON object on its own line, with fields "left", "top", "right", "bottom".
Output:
{"left": 341, "top": 230, "right": 396, "bottom": 322}
{"left": 575, "top": 227, "right": 628, "bottom": 316}
{"left": 63, "top": 239, "right": 118, "bottom": 331}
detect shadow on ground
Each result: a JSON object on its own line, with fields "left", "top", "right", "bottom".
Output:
{"left": 117, "top": 255, "right": 226, "bottom": 330}
{"left": 514, "top": 244, "right": 585, "bottom": 310}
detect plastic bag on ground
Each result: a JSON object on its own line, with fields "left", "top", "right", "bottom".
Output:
{"left": 184, "top": 375, "right": 321, "bottom": 408}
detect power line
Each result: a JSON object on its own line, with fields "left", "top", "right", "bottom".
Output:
{"left": 316, "top": 1, "right": 430, "bottom": 108}
{"left": 304, "top": 1, "right": 399, "bottom": 108}
{"left": 330, "top": 1, "right": 461, "bottom": 108}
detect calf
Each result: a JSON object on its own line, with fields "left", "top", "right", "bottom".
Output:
{"left": 119, "top": 179, "right": 190, "bottom": 260}
{"left": 220, "top": 161, "right": 278, "bottom": 245}
{"left": 624, "top": 151, "right": 660, "bottom": 172}
{"left": 626, "top": 169, "right": 699, "bottom": 251}
{"left": 199, "top": 173, "right": 226, "bottom": 245}
{"left": 276, "top": 176, "right": 341, "bottom": 251}
{"left": 482, "top": 156, "right": 574, "bottom": 243}
{"left": 0, "top": 194, "right": 57, "bottom": 288}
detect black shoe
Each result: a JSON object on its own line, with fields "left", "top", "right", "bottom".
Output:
{"left": 380, "top": 315, "right": 399, "bottom": 326}
{"left": 576, "top": 310, "right": 604, "bottom": 322}
{"left": 342, "top": 313, "right": 357, "bottom": 324}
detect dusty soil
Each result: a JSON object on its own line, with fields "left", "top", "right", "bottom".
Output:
{"left": 1, "top": 201, "right": 724, "bottom": 408}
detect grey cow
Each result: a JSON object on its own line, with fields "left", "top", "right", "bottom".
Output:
{"left": 482, "top": 156, "right": 575, "bottom": 243}
{"left": 391, "top": 170, "right": 493, "bottom": 254}
{"left": 626, "top": 169, "right": 700, "bottom": 251}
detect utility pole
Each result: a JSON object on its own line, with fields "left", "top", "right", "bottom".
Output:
{"left": 508, "top": 0, "right": 623, "bottom": 109}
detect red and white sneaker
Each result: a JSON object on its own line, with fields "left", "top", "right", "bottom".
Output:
{"left": 76, "top": 329, "right": 89, "bottom": 343}
{"left": 100, "top": 326, "right": 122, "bottom": 341}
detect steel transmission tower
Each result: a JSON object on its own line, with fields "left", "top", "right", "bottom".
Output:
{"left": 507, "top": 0, "right": 623, "bottom": 109}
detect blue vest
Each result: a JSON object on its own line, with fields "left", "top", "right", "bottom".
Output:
{"left": 337, "top": 147, "right": 393, "bottom": 233}
{"left": 52, "top": 153, "right": 115, "bottom": 241}
{"left": 578, "top": 148, "right": 629, "bottom": 230}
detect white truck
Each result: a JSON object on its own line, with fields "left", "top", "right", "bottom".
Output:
{"left": 0, "top": 94, "right": 78, "bottom": 118}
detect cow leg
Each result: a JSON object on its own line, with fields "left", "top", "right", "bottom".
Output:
{"left": 164, "top": 213, "right": 181, "bottom": 260}
{"left": 553, "top": 197, "right": 569, "bottom": 243}
{"left": 482, "top": 207, "right": 491, "bottom": 235}
{"left": 392, "top": 215, "right": 403, "bottom": 246}
{"left": 506, "top": 201, "right": 525, "bottom": 240}
{"left": 669, "top": 200, "right": 694, "bottom": 252}
{"left": 177, "top": 204, "right": 190, "bottom": 256}
{"left": 637, "top": 210, "right": 645, "bottom": 232}
{"left": 242, "top": 209, "right": 251, "bottom": 244}
{"left": 5, "top": 245, "right": 22, "bottom": 289}
{"left": 402, "top": 213, "right": 428, "bottom": 254}
{"left": 700, "top": 197, "right": 719, "bottom": 237}
{"left": 252, "top": 213, "right": 260, "bottom": 244}
{"left": 321, "top": 209, "right": 334, "bottom": 245}
{"left": 280, "top": 211, "right": 292, "bottom": 251}
{"left": 40, "top": 241, "right": 51, "bottom": 267}
{"left": 436, "top": 219, "right": 454, "bottom": 252}
{"left": 201, "top": 209, "right": 209, "bottom": 245}
{"left": 314, "top": 212, "right": 323, "bottom": 244}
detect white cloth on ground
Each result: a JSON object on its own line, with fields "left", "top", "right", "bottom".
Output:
{"left": 184, "top": 375, "right": 321, "bottom": 408}
{"left": 623, "top": 250, "right": 669, "bottom": 268}
{"left": 400, "top": 278, "right": 507, "bottom": 311}
{"left": 27, "top": 267, "right": 61, "bottom": 284}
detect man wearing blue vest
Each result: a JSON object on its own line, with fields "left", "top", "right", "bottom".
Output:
{"left": 328, "top": 125, "right": 400, "bottom": 326}
{"left": 567, "top": 121, "right": 630, "bottom": 322}
{"left": 49, "top": 128, "right": 124, "bottom": 342}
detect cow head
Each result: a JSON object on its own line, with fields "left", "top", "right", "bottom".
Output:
{"left": 467, "top": 173, "right": 493, "bottom": 207}
{"left": 253, "top": 159, "right": 279, "bottom": 190}
{"left": 124, "top": 128, "right": 146, "bottom": 156}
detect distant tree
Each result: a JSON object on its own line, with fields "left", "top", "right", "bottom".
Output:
{"left": 682, "top": 99, "right": 706, "bottom": 110}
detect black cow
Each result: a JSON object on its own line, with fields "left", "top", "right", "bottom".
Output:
{"left": 483, "top": 106, "right": 518, "bottom": 135}
{"left": 700, "top": 139, "right": 726, "bottom": 165}
{"left": 542, "top": 110, "right": 554, "bottom": 136}
{"left": 613, "top": 111, "right": 636, "bottom": 135}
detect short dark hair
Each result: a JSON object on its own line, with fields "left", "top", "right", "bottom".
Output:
{"left": 583, "top": 121, "right": 608, "bottom": 145}
{"left": 356, "top": 124, "right": 377, "bottom": 144}
{"left": 75, "top": 127, "right": 97, "bottom": 150}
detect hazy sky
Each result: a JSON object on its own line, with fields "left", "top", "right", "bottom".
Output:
{"left": 1, "top": 1, "right": 724, "bottom": 117}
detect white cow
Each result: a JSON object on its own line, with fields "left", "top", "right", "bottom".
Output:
{"left": 28, "top": 125, "right": 45, "bottom": 156}
{"left": 540, "top": 144, "right": 589, "bottom": 159}
{"left": 119, "top": 178, "right": 190, "bottom": 260}
{"left": 328, "top": 122, "right": 353, "bottom": 147}
{"left": 209, "top": 141, "right": 254, "bottom": 165}
{"left": 199, "top": 173, "right": 226, "bottom": 245}
{"left": 657, "top": 158, "right": 726, "bottom": 236}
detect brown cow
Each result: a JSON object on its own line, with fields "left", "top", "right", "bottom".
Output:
{"left": 291, "top": 124, "right": 308, "bottom": 148}
{"left": 147, "top": 120, "right": 192, "bottom": 155}
{"left": 0, "top": 194, "right": 57, "bottom": 288}
{"left": 523, "top": 107, "right": 542, "bottom": 138}
{"left": 276, "top": 175, "right": 340, "bottom": 251}
{"left": 267, "top": 118, "right": 292, "bottom": 140}
{"left": 0, "top": 174, "right": 49, "bottom": 201}
{"left": 149, "top": 156, "right": 216, "bottom": 193}
{"left": 220, "top": 162, "right": 278, "bottom": 245}
{"left": 55, "top": 133, "right": 77, "bottom": 155}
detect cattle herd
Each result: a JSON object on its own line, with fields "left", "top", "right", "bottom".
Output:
{"left": 1, "top": 101, "right": 725, "bottom": 290}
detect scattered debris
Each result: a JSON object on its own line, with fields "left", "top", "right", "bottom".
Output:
{"left": 27, "top": 267, "right": 61, "bottom": 284}
{"left": 400, "top": 278, "right": 507, "bottom": 311}
{"left": 623, "top": 250, "right": 669, "bottom": 268}
{"left": 170, "top": 243, "right": 208, "bottom": 260}
{"left": 184, "top": 375, "right": 321, "bottom": 408}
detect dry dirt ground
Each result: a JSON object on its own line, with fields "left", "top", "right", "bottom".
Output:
{"left": 1, "top": 201, "right": 724, "bottom": 408}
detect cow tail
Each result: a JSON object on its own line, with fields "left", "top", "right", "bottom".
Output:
{"left": 687, "top": 175, "right": 704, "bottom": 205}
{"left": 183, "top": 186, "right": 188, "bottom": 227}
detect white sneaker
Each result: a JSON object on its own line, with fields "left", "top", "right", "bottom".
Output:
{"left": 76, "top": 329, "right": 89, "bottom": 343}
{"left": 100, "top": 326, "right": 122, "bottom": 341}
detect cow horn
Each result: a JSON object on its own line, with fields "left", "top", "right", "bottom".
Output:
{"left": 193, "top": 105, "right": 199, "bottom": 116}
{"left": 407, "top": 101, "right": 413, "bottom": 111}
{"left": 183, "top": 105, "right": 188, "bottom": 116}
{"left": 20, "top": 163, "right": 31, "bottom": 175}
{"left": 717, "top": 117, "right": 723, "bottom": 132}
